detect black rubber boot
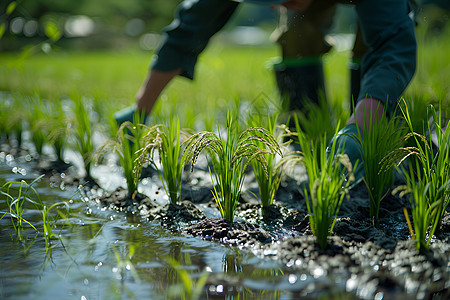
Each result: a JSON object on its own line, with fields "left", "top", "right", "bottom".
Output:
{"left": 274, "top": 60, "right": 326, "bottom": 113}
{"left": 348, "top": 59, "right": 361, "bottom": 114}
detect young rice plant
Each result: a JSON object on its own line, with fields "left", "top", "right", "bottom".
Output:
{"left": 0, "top": 176, "right": 43, "bottom": 241}
{"left": 71, "top": 97, "right": 95, "bottom": 178}
{"left": 385, "top": 102, "right": 450, "bottom": 251}
{"left": 355, "top": 102, "right": 406, "bottom": 227}
{"left": 135, "top": 117, "right": 187, "bottom": 204}
{"left": 296, "top": 118, "right": 354, "bottom": 249}
{"left": 96, "top": 110, "right": 146, "bottom": 199}
{"left": 247, "top": 113, "right": 286, "bottom": 213}
{"left": 183, "top": 114, "right": 281, "bottom": 222}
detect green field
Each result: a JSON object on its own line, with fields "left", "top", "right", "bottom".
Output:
{"left": 0, "top": 25, "right": 449, "bottom": 128}
{"left": 0, "top": 43, "right": 348, "bottom": 122}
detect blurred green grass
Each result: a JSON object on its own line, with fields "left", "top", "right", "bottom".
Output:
{"left": 0, "top": 43, "right": 348, "bottom": 112}
{"left": 0, "top": 25, "right": 448, "bottom": 120}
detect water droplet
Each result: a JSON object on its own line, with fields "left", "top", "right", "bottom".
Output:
{"left": 346, "top": 275, "right": 357, "bottom": 291}
{"left": 374, "top": 292, "right": 384, "bottom": 300}
{"left": 216, "top": 285, "right": 223, "bottom": 293}
{"left": 286, "top": 259, "right": 294, "bottom": 267}
{"left": 288, "top": 274, "right": 297, "bottom": 284}
{"left": 313, "top": 267, "right": 324, "bottom": 278}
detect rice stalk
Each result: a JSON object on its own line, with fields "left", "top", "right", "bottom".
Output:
{"left": 385, "top": 101, "right": 450, "bottom": 251}
{"left": 96, "top": 110, "right": 146, "bottom": 198}
{"left": 0, "top": 175, "right": 43, "bottom": 241}
{"left": 355, "top": 101, "right": 407, "bottom": 227}
{"left": 295, "top": 117, "right": 353, "bottom": 249}
{"left": 247, "top": 112, "right": 287, "bottom": 211}
{"left": 183, "top": 113, "right": 281, "bottom": 222}
{"left": 70, "top": 97, "right": 95, "bottom": 178}
{"left": 135, "top": 117, "right": 188, "bottom": 204}
{"left": 27, "top": 95, "right": 48, "bottom": 156}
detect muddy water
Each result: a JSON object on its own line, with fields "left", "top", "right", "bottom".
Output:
{"left": 0, "top": 157, "right": 355, "bottom": 299}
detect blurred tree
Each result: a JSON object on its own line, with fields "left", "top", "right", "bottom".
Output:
{"left": 9, "top": 0, "right": 180, "bottom": 30}
{"left": 0, "top": 0, "right": 180, "bottom": 51}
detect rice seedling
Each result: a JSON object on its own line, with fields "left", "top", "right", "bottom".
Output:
{"left": 0, "top": 95, "right": 24, "bottom": 146}
{"left": 36, "top": 99, "right": 69, "bottom": 162}
{"left": 112, "top": 244, "right": 140, "bottom": 283}
{"left": 385, "top": 102, "right": 449, "bottom": 251}
{"left": 41, "top": 201, "right": 70, "bottom": 250}
{"left": 135, "top": 117, "right": 187, "bottom": 204}
{"left": 295, "top": 118, "right": 354, "bottom": 249}
{"left": 71, "top": 97, "right": 95, "bottom": 178}
{"left": 166, "top": 257, "right": 209, "bottom": 300}
{"left": 247, "top": 113, "right": 286, "bottom": 213}
{"left": 0, "top": 175, "right": 43, "bottom": 241}
{"left": 394, "top": 161, "right": 443, "bottom": 252}
{"left": 293, "top": 95, "right": 347, "bottom": 144}
{"left": 96, "top": 110, "right": 147, "bottom": 199}
{"left": 27, "top": 95, "right": 48, "bottom": 156}
{"left": 354, "top": 102, "right": 407, "bottom": 227}
{"left": 183, "top": 113, "right": 281, "bottom": 222}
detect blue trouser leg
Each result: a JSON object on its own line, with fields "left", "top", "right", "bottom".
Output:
{"left": 152, "top": 0, "right": 239, "bottom": 80}
{"left": 329, "top": 0, "right": 417, "bottom": 184}
{"left": 356, "top": 0, "right": 417, "bottom": 115}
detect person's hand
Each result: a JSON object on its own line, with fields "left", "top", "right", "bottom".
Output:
{"left": 114, "top": 106, "right": 147, "bottom": 127}
{"left": 327, "top": 124, "right": 365, "bottom": 185}
{"left": 281, "top": 0, "right": 313, "bottom": 11}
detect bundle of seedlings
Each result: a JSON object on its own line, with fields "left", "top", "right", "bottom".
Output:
{"left": 27, "top": 95, "right": 48, "bottom": 157}
{"left": 183, "top": 114, "right": 281, "bottom": 222}
{"left": 70, "top": 97, "right": 96, "bottom": 178}
{"left": 0, "top": 175, "right": 70, "bottom": 254}
{"left": 0, "top": 95, "right": 24, "bottom": 147}
{"left": 386, "top": 103, "right": 449, "bottom": 251}
{"left": 96, "top": 110, "right": 147, "bottom": 202}
{"left": 295, "top": 120, "right": 354, "bottom": 249}
{"left": 37, "top": 99, "right": 70, "bottom": 164}
{"left": 135, "top": 117, "right": 188, "bottom": 205}
{"left": 353, "top": 101, "right": 407, "bottom": 227}
{"left": 292, "top": 95, "right": 347, "bottom": 144}
{"left": 247, "top": 112, "right": 289, "bottom": 218}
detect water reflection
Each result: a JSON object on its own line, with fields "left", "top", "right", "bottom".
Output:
{"left": 1, "top": 166, "right": 349, "bottom": 299}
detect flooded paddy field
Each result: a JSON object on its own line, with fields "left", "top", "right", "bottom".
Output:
{"left": 0, "top": 139, "right": 448, "bottom": 300}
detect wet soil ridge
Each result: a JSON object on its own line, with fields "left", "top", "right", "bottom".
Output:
{"left": 1, "top": 144, "right": 449, "bottom": 299}
{"left": 81, "top": 165, "right": 450, "bottom": 299}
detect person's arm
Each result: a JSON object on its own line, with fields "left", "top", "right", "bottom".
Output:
{"left": 115, "top": 0, "right": 239, "bottom": 124}
{"left": 136, "top": 69, "right": 182, "bottom": 114}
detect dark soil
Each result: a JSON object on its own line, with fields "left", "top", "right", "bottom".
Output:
{"left": 2, "top": 143, "right": 449, "bottom": 299}
{"left": 80, "top": 164, "right": 450, "bottom": 299}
